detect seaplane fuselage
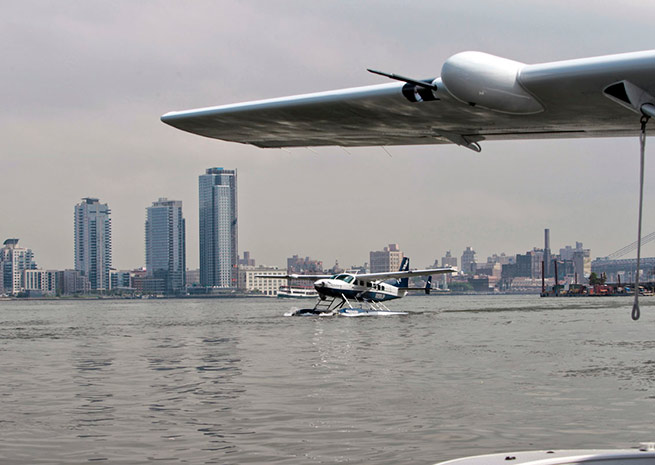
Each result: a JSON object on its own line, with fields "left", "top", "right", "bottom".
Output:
{"left": 314, "top": 274, "right": 405, "bottom": 302}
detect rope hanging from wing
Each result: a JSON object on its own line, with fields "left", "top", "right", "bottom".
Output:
{"left": 632, "top": 114, "right": 650, "bottom": 320}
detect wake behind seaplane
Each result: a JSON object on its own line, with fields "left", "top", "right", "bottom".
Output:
{"left": 260, "top": 258, "right": 456, "bottom": 316}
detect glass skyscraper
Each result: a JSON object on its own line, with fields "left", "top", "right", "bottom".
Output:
{"left": 198, "top": 168, "right": 238, "bottom": 288}
{"left": 74, "top": 198, "right": 112, "bottom": 290}
{"left": 145, "top": 198, "right": 186, "bottom": 294}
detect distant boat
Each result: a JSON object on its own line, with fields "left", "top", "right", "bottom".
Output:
{"left": 277, "top": 286, "right": 318, "bottom": 299}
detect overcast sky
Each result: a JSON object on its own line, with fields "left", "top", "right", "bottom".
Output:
{"left": 3, "top": 0, "right": 655, "bottom": 271}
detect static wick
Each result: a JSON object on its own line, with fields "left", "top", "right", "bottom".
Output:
{"left": 382, "top": 146, "right": 393, "bottom": 158}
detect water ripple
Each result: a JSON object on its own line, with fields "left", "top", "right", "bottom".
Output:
{"left": 1, "top": 296, "right": 654, "bottom": 463}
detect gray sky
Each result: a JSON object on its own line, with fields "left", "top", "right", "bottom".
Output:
{"left": 3, "top": 0, "right": 655, "bottom": 270}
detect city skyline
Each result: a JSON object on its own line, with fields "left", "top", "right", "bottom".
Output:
{"left": 0, "top": 180, "right": 646, "bottom": 276}
{"left": 1, "top": 184, "right": 649, "bottom": 275}
{"left": 3, "top": 2, "right": 655, "bottom": 271}
{"left": 0, "top": 224, "right": 609, "bottom": 297}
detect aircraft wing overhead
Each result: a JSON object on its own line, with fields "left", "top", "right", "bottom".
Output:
{"left": 161, "top": 50, "right": 655, "bottom": 149}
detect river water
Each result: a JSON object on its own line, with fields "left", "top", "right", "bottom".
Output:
{"left": 1, "top": 295, "right": 654, "bottom": 464}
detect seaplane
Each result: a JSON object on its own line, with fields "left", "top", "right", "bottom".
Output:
{"left": 260, "top": 258, "right": 456, "bottom": 317}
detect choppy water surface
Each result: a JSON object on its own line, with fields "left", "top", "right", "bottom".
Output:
{"left": 1, "top": 295, "right": 655, "bottom": 464}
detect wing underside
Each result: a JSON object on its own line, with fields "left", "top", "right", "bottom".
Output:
{"left": 162, "top": 50, "right": 655, "bottom": 148}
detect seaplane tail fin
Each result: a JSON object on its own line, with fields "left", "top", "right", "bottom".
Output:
{"left": 397, "top": 257, "right": 410, "bottom": 288}
{"left": 398, "top": 275, "right": 434, "bottom": 293}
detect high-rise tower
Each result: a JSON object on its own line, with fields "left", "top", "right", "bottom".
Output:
{"left": 145, "top": 198, "right": 186, "bottom": 294}
{"left": 544, "top": 228, "right": 552, "bottom": 278}
{"left": 75, "top": 198, "right": 112, "bottom": 290}
{"left": 198, "top": 168, "right": 238, "bottom": 288}
{"left": 461, "top": 246, "right": 477, "bottom": 275}
{"left": 0, "top": 238, "right": 37, "bottom": 295}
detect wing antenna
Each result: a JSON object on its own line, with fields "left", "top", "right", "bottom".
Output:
{"left": 367, "top": 69, "right": 438, "bottom": 91}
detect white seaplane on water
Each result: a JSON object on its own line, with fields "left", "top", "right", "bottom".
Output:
{"left": 260, "top": 257, "right": 455, "bottom": 316}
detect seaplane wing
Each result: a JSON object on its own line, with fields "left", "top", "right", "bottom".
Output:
{"left": 161, "top": 50, "right": 655, "bottom": 150}
{"left": 356, "top": 266, "right": 456, "bottom": 281}
{"left": 255, "top": 273, "right": 333, "bottom": 280}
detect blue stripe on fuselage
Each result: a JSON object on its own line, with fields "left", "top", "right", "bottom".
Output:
{"left": 317, "top": 287, "right": 398, "bottom": 302}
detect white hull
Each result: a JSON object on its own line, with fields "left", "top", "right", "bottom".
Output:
{"left": 277, "top": 286, "right": 318, "bottom": 299}
{"left": 435, "top": 446, "right": 655, "bottom": 465}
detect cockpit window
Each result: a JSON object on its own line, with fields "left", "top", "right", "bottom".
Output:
{"left": 335, "top": 274, "right": 355, "bottom": 283}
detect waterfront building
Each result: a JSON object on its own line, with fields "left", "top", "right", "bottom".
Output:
{"left": 239, "top": 251, "right": 255, "bottom": 267}
{"left": 239, "top": 266, "right": 288, "bottom": 296}
{"left": 559, "top": 241, "right": 591, "bottom": 280}
{"left": 145, "top": 198, "right": 186, "bottom": 294}
{"left": 133, "top": 276, "right": 166, "bottom": 295}
{"left": 487, "top": 253, "right": 513, "bottom": 266}
{"left": 515, "top": 253, "right": 532, "bottom": 277}
{"left": 475, "top": 262, "right": 502, "bottom": 279}
{"left": 328, "top": 260, "right": 344, "bottom": 274}
{"left": 23, "top": 269, "right": 45, "bottom": 292}
{"left": 347, "top": 264, "right": 369, "bottom": 274}
{"left": 74, "top": 198, "right": 112, "bottom": 291}
{"left": 44, "top": 270, "right": 59, "bottom": 295}
{"left": 530, "top": 248, "right": 545, "bottom": 279}
{"left": 198, "top": 168, "right": 238, "bottom": 288}
{"left": 287, "top": 255, "right": 323, "bottom": 274}
{"left": 57, "top": 269, "right": 91, "bottom": 295}
{"left": 441, "top": 251, "right": 458, "bottom": 268}
{"left": 370, "top": 244, "right": 404, "bottom": 273}
{"left": 461, "top": 246, "right": 476, "bottom": 275}
{"left": 110, "top": 270, "right": 133, "bottom": 290}
{"left": 0, "top": 238, "right": 37, "bottom": 295}
{"left": 186, "top": 268, "right": 200, "bottom": 287}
